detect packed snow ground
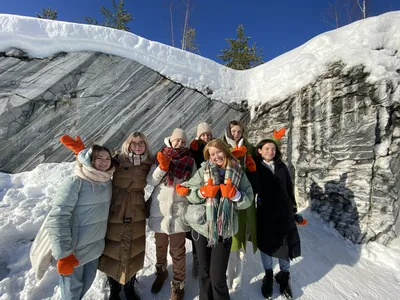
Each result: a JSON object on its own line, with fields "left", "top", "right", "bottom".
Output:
{"left": 1, "top": 12, "right": 400, "bottom": 112}
{"left": 0, "top": 163, "right": 399, "bottom": 300}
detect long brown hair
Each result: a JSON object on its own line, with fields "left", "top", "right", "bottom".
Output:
{"left": 203, "top": 139, "right": 238, "bottom": 168}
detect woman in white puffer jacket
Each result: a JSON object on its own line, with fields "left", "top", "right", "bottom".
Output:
{"left": 46, "top": 137, "right": 114, "bottom": 300}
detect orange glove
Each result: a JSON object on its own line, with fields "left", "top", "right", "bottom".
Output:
{"left": 176, "top": 184, "right": 190, "bottom": 196}
{"left": 157, "top": 152, "right": 171, "bottom": 172}
{"left": 231, "top": 145, "right": 247, "bottom": 158}
{"left": 190, "top": 140, "right": 199, "bottom": 151}
{"left": 220, "top": 178, "right": 237, "bottom": 199}
{"left": 57, "top": 254, "right": 79, "bottom": 276}
{"left": 245, "top": 154, "right": 256, "bottom": 172}
{"left": 60, "top": 135, "right": 85, "bottom": 155}
{"left": 199, "top": 178, "right": 220, "bottom": 198}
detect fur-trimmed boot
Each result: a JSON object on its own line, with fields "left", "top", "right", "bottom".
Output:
{"left": 170, "top": 280, "right": 185, "bottom": 300}
{"left": 124, "top": 275, "right": 140, "bottom": 300}
{"left": 275, "top": 271, "right": 293, "bottom": 299}
{"left": 151, "top": 264, "right": 169, "bottom": 294}
{"left": 107, "top": 277, "right": 121, "bottom": 300}
{"left": 261, "top": 269, "right": 273, "bottom": 299}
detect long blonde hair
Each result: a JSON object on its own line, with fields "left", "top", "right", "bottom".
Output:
{"left": 120, "top": 132, "right": 153, "bottom": 160}
{"left": 203, "top": 139, "right": 238, "bottom": 168}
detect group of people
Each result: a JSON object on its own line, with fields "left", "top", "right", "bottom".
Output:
{"left": 42, "top": 120, "right": 302, "bottom": 300}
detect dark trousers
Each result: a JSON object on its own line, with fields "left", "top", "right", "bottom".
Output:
{"left": 193, "top": 231, "right": 232, "bottom": 300}
{"left": 186, "top": 231, "right": 197, "bottom": 258}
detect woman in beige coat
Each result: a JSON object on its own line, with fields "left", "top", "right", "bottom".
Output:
{"left": 98, "top": 132, "right": 153, "bottom": 300}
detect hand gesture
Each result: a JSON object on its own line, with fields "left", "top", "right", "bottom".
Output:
{"left": 231, "top": 145, "right": 247, "bottom": 158}
{"left": 199, "top": 178, "right": 220, "bottom": 198}
{"left": 176, "top": 184, "right": 190, "bottom": 196}
{"left": 60, "top": 135, "right": 85, "bottom": 155}
{"left": 157, "top": 152, "right": 171, "bottom": 172}
{"left": 219, "top": 178, "right": 237, "bottom": 199}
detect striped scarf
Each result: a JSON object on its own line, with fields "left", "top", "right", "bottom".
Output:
{"left": 203, "top": 159, "right": 242, "bottom": 246}
{"left": 161, "top": 147, "right": 194, "bottom": 186}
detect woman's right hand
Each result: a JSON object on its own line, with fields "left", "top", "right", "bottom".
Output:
{"left": 157, "top": 152, "right": 171, "bottom": 172}
{"left": 199, "top": 178, "right": 220, "bottom": 198}
{"left": 57, "top": 254, "right": 79, "bottom": 275}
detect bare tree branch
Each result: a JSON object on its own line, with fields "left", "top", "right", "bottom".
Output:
{"left": 169, "top": 1, "right": 175, "bottom": 47}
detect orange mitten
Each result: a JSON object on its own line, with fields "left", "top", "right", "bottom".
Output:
{"left": 157, "top": 152, "right": 171, "bottom": 172}
{"left": 176, "top": 184, "right": 190, "bottom": 196}
{"left": 220, "top": 178, "right": 237, "bottom": 199}
{"left": 190, "top": 140, "right": 199, "bottom": 151}
{"left": 60, "top": 135, "right": 85, "bottom": 155}
{"left": 199, "top": 178, "right": 220, "bottom": 198}
{"left": 57, "top": 254, "right": 79, "bottom": 276}
{"left": 231, "top": 145, "right": 247, "bottom": 158}
{"left": 245, "top": 154, "right": 256, "bottom": 172}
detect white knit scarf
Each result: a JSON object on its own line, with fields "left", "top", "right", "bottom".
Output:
{"left": 75, "top": 162, "right": 114, "bottom": 182}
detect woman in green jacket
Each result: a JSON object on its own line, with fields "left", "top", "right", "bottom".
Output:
{"left": 222, "top": 120, "right": 258, "bottom": 291}
{"left": 175, "top": 138, "right": 254, "bottom": 300}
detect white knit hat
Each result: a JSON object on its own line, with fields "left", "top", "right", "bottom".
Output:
{"left": 170, "top": 128, "right": 188, "bottom": 142}
{"left": 196, "top": 122, "right": 212, "bottom": 139}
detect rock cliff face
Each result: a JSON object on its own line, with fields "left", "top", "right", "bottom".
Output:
{"left": 0, "top": 49, "right": 248, "bottom": 173}
{"left": 247, "top": 62, "right": 400, "bottom": 244}
{"left": 1, "top": 49, "right": 399, "bottom": 245}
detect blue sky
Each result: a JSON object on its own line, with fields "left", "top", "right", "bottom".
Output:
{"left": 1, "top": 0, "right": 400, "bottom": 63}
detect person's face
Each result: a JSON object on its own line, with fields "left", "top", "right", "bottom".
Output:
{"left": 258, "top": 143, "right": 276, "bottom": 162}
{"left": 171, "top": 138, "right": 186, "bottom": 149}
{"left": 230, "top": 125, "right": 243, "bottom": 142}
{"left": 199, "top": 133, "right": 212, "bottom": 143}
{"left": 93, "top": 150, "right": 111, "bottom": 171}
{"left": 208, "top": 146, "right": 226, "bottom": 167}
{"left": 129, "top": 136, "right": 146, "bottom": 155}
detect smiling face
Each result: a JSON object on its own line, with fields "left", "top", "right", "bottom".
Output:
{"left": 199, "top": 133, "right": 212, "bottom": 143}
{"left": 171, "top": 138, "right": 186, "bottom": 149}
{"left": 230, "top": 125, "right": 243, "bottom": 143}
{"left": 129, "top": 136, "right": 146, "bottom": 155}
{"left": 258, "top": 142, "right": 276, "bottom": 162}
{"left": 208, "top": 146, "right": 226, "bottom": 167}
{"left": 92, "top": 150, "right": 112, "bottom": 171}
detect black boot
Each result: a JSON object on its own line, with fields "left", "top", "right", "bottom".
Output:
{"left": 107, "top": 277, "right": 121, "bottom": 300}
{"left": 275, "top": 271, "right": 293, "bottom": 299}
{"left": 261, "top": 269, "right": 273, "bottom": 299}
{"left": 124, "top": 275, "right": 141, "bottom": 300}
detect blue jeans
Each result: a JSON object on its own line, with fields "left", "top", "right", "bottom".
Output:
{"left": 59, "top": 258, "right": 99, "bottom": 300}
{"left": 260, "top": 251, "right": 290, "bottom": 272}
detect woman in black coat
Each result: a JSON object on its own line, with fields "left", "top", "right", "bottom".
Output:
{"left": 255, "top": 137, "right": 301, "bottom": 300}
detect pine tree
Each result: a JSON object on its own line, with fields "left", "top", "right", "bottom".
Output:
{"left": 218, "top": 24, "right": 263, "bottom": 70}
{"left": 182, "top": 27, "right": 199, "bottom": 53}
{"left": 36, "top": 8, "right": 58, "bottom": 20}
{"left": 85, "top": 0, "right": 133, "bottom": 31}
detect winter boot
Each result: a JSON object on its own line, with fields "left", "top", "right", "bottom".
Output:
{"left": 231, "top": 251, "right": 245, "bottom": 291}
{"left": 151, "top": 264, "right": 169, "bottom": 294}
{"left": 192, "top": 253, "right": 199, "bottom": 278}
{"left": 107, "top": 277, "right": 121, "bottom": 300}
{"left": 171, "top": 280, "right": 185, "bottom": 300}
{"left": 275, "top": 271, "right": 293, "bottom": 299}
{"left": 261, "top": 269, "right": 273, "bottom": 299}
{"left": 124, "top": 275, "right": 141, "bottom": 300}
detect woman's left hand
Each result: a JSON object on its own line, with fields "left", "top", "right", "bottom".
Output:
{"left": 220, "top": 178, "right": 237, "bottom": 199}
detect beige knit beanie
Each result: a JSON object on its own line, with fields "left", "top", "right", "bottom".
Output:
{"left": 170, "top": 128, "right": 188, "bottom": 142}
{"left": 196, "top": 122, "right": 212, "bottom": 139}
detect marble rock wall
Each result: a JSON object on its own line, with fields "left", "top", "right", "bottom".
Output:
{"left": 0, "top": 49, "right": 248, "bottom": 173}
{"left": 247, "top": 62, "right": 400, "bottom": 244}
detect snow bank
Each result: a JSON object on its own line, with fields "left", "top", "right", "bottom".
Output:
{"left": 1, "top": 12, "right": 400, "bottom": 110}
